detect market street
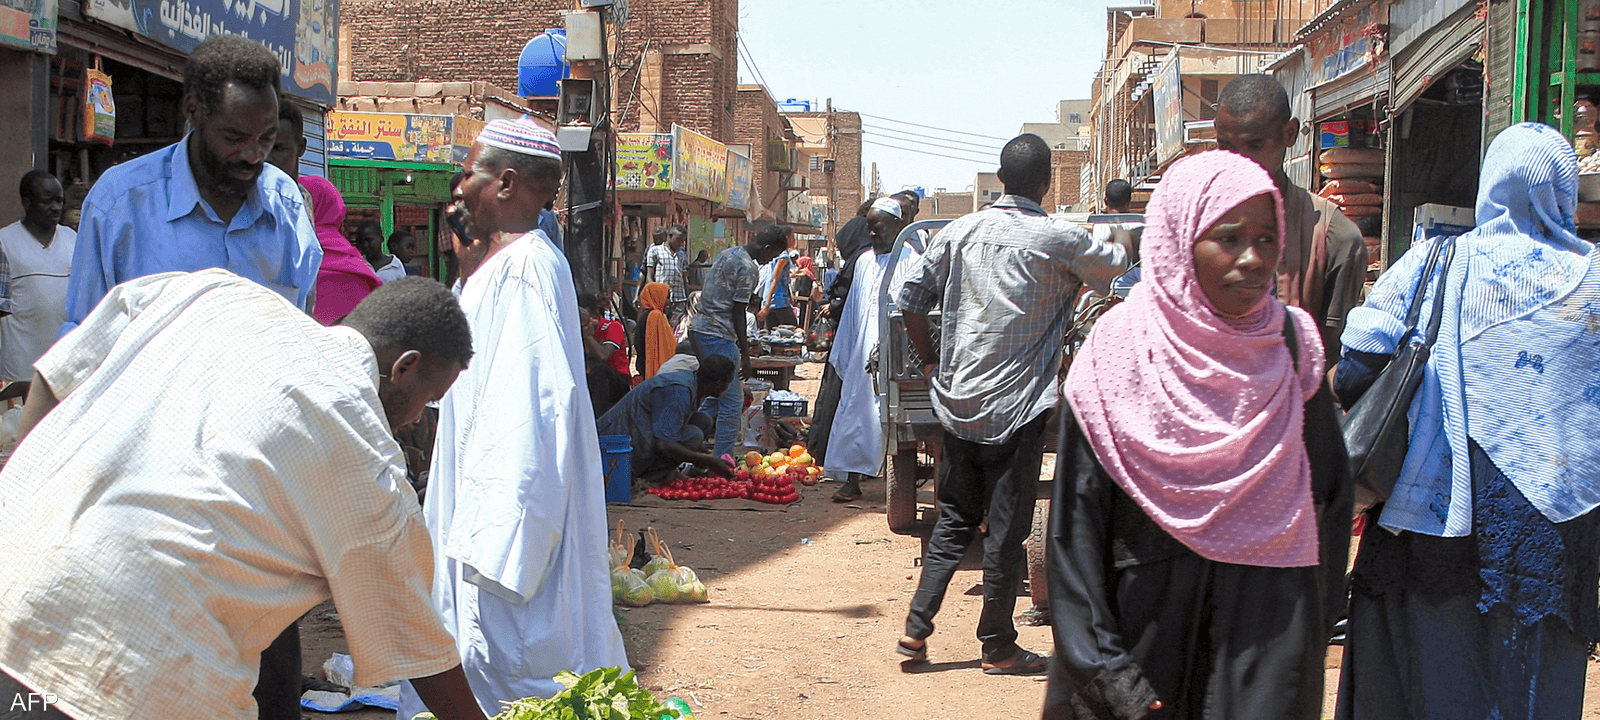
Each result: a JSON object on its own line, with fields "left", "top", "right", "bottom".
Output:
{"left": 291, "top": 362, "right": 1600, "bottom": 720}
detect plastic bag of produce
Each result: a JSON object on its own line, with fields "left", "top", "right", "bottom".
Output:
{"left": 613, "top": 566, "right": 654, "bottom": 607}
{"left": 609, "top": 519, "right": 631, "bottom": 572}
{"left": 643, "top": 527, "right": 711, "bottom": 604}
{"left": 609, "top": 526, "right": 655, "bottom": 606}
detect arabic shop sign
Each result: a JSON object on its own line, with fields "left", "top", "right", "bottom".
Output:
{"left": 326, "top": 112, "right": 477, "bottom": 164}
{"left": 723, "top": 149, "right": 753, "bottom": 212}
{"left": 0, "top": 0, "right": 58, "bottom": 53}
{"left": 83, "top": 0, "right": 337, "bottom": 104}
{"left": 1151, "top": 52, "right": 1184, "bottom": 164}
{"left": 671, "top": 124, "right": 727, "bottom": 203}
{"left": 615, "top": 133, "right": 673, "bottom": 190}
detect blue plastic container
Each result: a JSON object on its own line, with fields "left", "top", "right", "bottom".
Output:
{"left": 598, "top": 434, "right": 632, "bottom": 504}
{"left": 518, "top": 29, "right": 569, "bottom": 98}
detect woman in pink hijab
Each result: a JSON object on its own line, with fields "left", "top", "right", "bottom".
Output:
{"left": 1041, "top": 150, "right": 1351, "bottom": 719}
{"left": 300, "top": 176, "right": 383, "bottom": 325}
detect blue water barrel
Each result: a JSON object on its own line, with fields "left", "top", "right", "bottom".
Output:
{"left": 598, "top": 434, "right": 632, "bottom": 504}
{"left": 518, "top": 29, "right": 569, "bottom": 98}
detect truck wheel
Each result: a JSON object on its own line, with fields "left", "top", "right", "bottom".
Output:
{"left": 886, "top": 447, "right": 921, "bottom": 535}
{"left": 1020, "top": 498, "right": 1052, "bottom": 626}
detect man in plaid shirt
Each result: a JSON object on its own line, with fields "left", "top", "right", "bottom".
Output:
{"left": 646, "top": 225, "right": 690, "bottom": 324}
{"left": 895, "top": 134, "right": 1131, "bottom": 675}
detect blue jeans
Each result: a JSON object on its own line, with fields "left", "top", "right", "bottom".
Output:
{"left": 692, "top": 331, "right": 742, "bottom": 458}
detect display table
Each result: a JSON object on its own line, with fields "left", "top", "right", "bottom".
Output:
{"left": 749, "top": 356, "right": 803, "bottom": 390}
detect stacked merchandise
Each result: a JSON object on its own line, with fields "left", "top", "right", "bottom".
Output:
{"left": 1318, "top": 147, "right": 1384, "bottom": 220}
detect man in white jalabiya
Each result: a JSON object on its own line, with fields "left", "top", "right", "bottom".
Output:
{"left": 397, "top": 118, "right": 628, "bottom": 718}
{"left": 825, "top": 196, "right": 909, "bottom": 503}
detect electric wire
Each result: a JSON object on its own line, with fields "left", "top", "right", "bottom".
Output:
{"left": 737, "top": 34, "right": 773, "bottom": 93}
{"left": 861, "top": 123, "right": 1005, "bottom": 151}
{"left": 861, "top": 128, "right": 1003, "bottom": 158}
{"left": 851, "top": 111, "right": 1011, "bottom": 141}
{"left": 862, "top": 138, "right": 996, "bottom": 164}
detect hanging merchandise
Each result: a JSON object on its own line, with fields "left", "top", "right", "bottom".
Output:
{"left": 84, "top": 60, "right": 115, "bottom": 146}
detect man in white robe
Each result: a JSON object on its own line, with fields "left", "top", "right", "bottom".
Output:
{"left": 827, "top": 197, "right": 908, "bottom": 502}
{"left": 398, "top": 118, "right": 629, "bottom": 719}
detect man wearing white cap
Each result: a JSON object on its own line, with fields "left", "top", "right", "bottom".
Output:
{"left": 822, "top": 196, "right": 907, "bottom": 502}
{"left": 397, "top": 117, "right": 629, "bottom": 718}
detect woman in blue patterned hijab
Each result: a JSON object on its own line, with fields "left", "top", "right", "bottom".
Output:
{"left": 1334, "top": 122, "right": 1600, "bottom": 720}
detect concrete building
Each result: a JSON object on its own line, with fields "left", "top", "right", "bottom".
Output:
{"left": 787, "top": 102, "right": 864, "bottom": 246}
{"left": 732, "top": 84, "right": 814, "bottom": 234}
{"left": 1084, "top": 0, "right": 1335, "bottom": 211}
{"left": 972, "top": 172, "right": 1004, "bottom": 210}
{"left": 1020, "top": 99, "right": 1093, "bottom": 213}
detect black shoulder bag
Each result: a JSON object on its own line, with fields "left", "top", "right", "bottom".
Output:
{"left": 1341, "top": 235, "right": 1457, "bottom": 513}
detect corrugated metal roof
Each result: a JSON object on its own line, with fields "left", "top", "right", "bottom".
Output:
{"left": 1296, "top": 0, "right": 1369, "bottom": 41}
{"left": 1388, "top": 0, "right": 1474, "bottom": 56}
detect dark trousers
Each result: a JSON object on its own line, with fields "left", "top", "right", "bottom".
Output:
{"left": 253, "top": 621, "right": 301, "bottom": 720}
{"left": 807, "top": 363, "right": 843, "bottom": 465}
{"left": 764, "top": 306, "right": 797, "bottom": 328}
{"left": 905, "top": 414, "right": 1046, "bottom": 660}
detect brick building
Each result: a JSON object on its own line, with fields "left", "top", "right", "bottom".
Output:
{"left": 1047, "top": 146, "right": 1089, "bottom": 213}
{"left": 732, "top": 84, "right": 812, "bottom": 229}
{"left": 787, "top": 103, "right": 864, "bottom": 243}
{"left": 339, "top": 0, "right": 741, "bottom": 143}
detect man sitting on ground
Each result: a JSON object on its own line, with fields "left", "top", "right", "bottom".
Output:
{"left": 597, "top": 354, "right": 737, "bottom": 485}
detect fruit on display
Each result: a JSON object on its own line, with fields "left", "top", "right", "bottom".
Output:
{"left": 643, "top": 443, "right": 822, "bottom": 504}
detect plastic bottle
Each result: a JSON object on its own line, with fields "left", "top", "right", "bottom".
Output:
{"left": 661, "top": 697, "right": 696, "bottom": 719}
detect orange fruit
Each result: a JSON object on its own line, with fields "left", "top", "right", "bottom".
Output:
{"left": 789, "top": 444, "right": 806, "bottom": 458}
{"left": 745, "top": 451, "right": 763, "bottom": 467}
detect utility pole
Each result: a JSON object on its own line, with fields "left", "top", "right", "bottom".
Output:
{"left": 870, "top": 162, "right": 879, "bottom": 197}
{"left": 561, "top": 4, "right": 612, "bottom": 298}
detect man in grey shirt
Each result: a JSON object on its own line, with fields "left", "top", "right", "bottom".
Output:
{"left": 895, "top": 134, "right": 1131, "bottom": 674}
{"left": 686, "top": 226, "right": 789, "bottom": 458}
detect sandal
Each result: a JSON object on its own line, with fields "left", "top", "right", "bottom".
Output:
{"left": 832, "top": 478, "right": 863, "bottom": 502}
{"left": 982, "top": 649, "right": 1048, "bottom": 676}
{"left": 896, "top": 638, "right": 928, "bottom": 663}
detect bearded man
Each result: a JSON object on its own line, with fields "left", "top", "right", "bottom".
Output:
{"left": 63, "top": 34, "right": 322, "bottom": 336}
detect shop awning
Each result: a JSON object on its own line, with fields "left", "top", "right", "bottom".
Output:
{"left": 1313, "top": 63, "right": 1390, "bottom": 120}
{"left": 1389, "top": 2, "right": 1483, "bottom": 113}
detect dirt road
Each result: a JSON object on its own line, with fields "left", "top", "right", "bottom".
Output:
{"left": 300, "top": 361, "right": 1600, "bottom": 720}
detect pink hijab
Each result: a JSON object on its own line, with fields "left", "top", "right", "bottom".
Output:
{"left": 300, "top": 176, "right": 382, "bottom": 325}
{"left": 1063, "top": 150, "right": 1326, "bottom": 568}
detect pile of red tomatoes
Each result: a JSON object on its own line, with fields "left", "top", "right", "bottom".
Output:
{"left": 642, "top": 445, "right": 822, "bottom": 505}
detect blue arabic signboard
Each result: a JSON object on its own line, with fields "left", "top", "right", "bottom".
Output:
{"left": 83, "top": 0, "right": 337, "bottom": 104}
{"left": 0, "top": 0, "right": 59, "bottom": 53}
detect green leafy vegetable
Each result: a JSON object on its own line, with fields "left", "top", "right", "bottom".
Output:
{"left": 457, "top": 667, "right": 681, "bottom": 720}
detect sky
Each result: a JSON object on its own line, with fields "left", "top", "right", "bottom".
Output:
{"left": 736, "top": 0, "right": 1118, "bottom": 195}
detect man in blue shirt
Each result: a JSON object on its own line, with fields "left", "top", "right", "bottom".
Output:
{"left": 58, "top": 33, "right": 322, "bottom": 719}
{"left": 596, "top": 354, "right": 737, "bottom": 483}
{"left": 63, "top": 34, "right": 322, "bottom": 336}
